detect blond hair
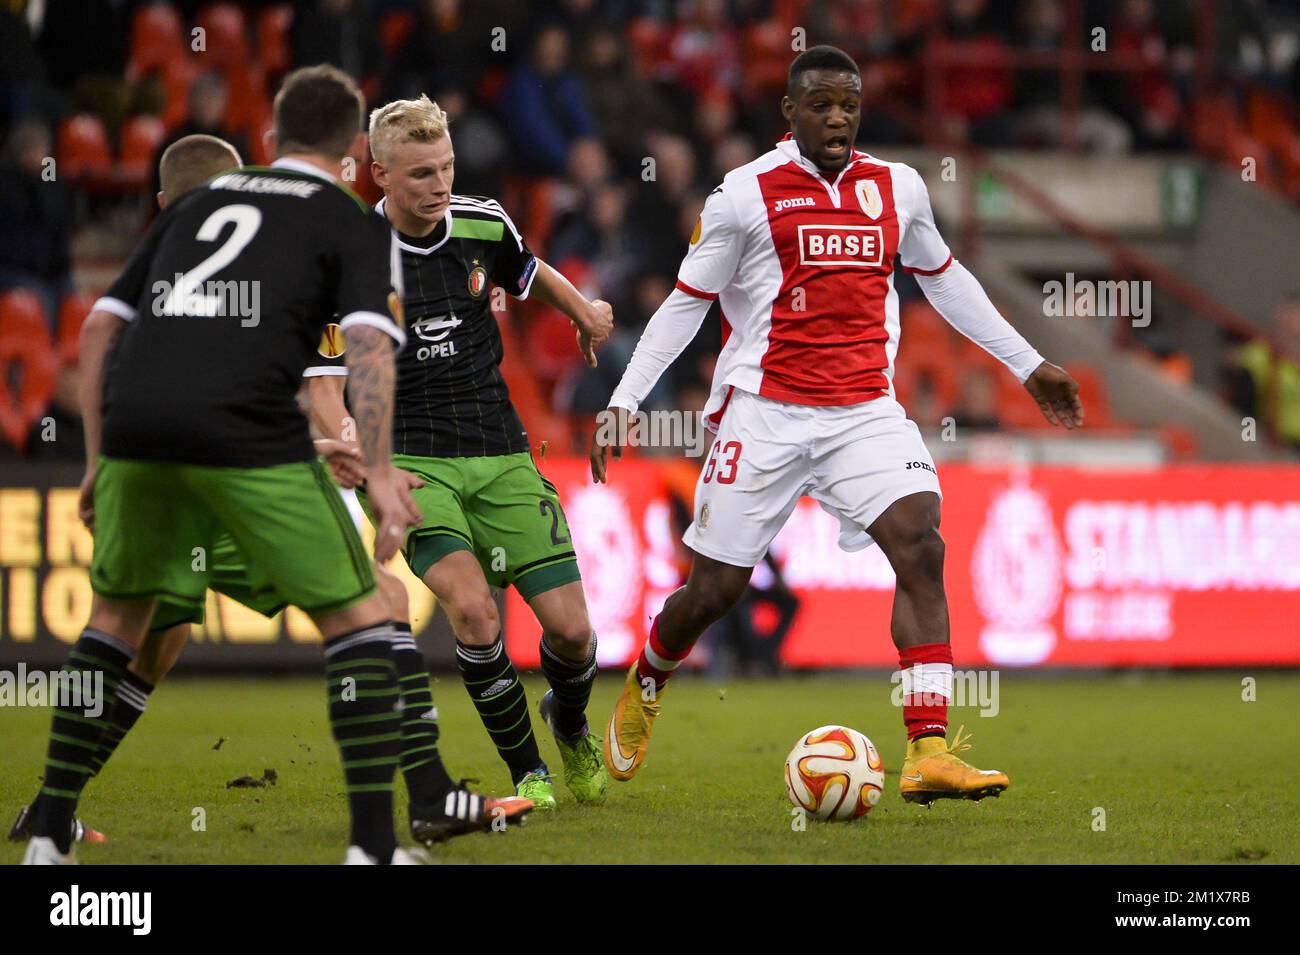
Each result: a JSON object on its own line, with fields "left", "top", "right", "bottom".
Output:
{"left": 368, "top": 95, "right": 449, "bottom": 165}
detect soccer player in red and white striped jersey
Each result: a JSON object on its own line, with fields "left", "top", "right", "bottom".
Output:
{"left": 593, "top": 46, "right": 1083, "bottom": 804}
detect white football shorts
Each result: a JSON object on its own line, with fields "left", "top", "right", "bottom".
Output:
{"left": 682, "top": 387, "right": 942, "bottom": 567}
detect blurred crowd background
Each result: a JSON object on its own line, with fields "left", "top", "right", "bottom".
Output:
{"left": 3, "top": 0, "right": 1300, "bottom": 461}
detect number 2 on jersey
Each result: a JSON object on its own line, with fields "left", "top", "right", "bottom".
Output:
{"left": 702, "top": 440, "right": 742, "bottom": 484}
{"left": 160, "top": 204, "right": 262, "bottom": 316}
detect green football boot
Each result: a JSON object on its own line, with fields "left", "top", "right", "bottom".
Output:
{"left": 515, "top": 768, "right": 557, "bottom": 811}
{"left": 539, "top": 690, "right": 609, "bottom": 805}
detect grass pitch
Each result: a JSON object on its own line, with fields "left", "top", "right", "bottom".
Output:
{"left": 2, "top": 671, "right": 1296, "bottom": 864}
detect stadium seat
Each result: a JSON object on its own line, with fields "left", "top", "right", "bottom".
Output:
{"left": 160, "top": 57, "right": 200, "bottom": 131}
{"left": 378, "top": 9, "right": 416, "bottom": 56}
{"left": 257, "top": 4, "right": 294, "bottom": 77}
{"left": 126, "top": 2, "right": 186, "bottom": 81}
{"left": 0, "top": 292, "right": 58, "bottom": 452}
{"left": 57, "top": 292, "right": 100, "bottom": 367}
{"left": 1063, "top": 364, "right": 1118, "bottom": 430}
{"left": 119, "top": 115, "right": 167, "bottom": 190}
{"left": 57, "top": 114, "right": 111, "bottom": 182}
{"left": 195, "top": 3, "right": 250, "bottom": 69}
{"left": 223, "top": 64, "right": 270, "bottom": 137}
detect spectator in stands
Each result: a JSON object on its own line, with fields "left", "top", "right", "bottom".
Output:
{"left": 1014, "top": 0, "right": 1132, "bottom": 152}
{"left": 428, "top": 87, "right": 508, "bottom": 197}
{"left": 578, "top": 26, "right": 678, "bottom": 173}
{"left": 0, "top": 120, "right": 73, "bottom": 330}
{"left": 936, "top": 0, "right": 1017, "bottom": 147}
{"left": 627, "top": 131, "right": 702, "bottom": 275}
{"left": 947, "top": 367, "right": 1004, "bottom": 432}
{"left": 1233, "top": 295, "right": 1300, "bottom": 450}
{"left": 502, "top": 23, "right": 600, "bottom": 177}
{"left": 384, "top": 0, "right": 497, "bottom": 103}
{"left": 1105, "top": 0, "right": 1186, "bottom": 151}
{"left": 290, "top": 0, "right": 382, "bottom": 86}
{"left": 150, "top": 73, "right": 248, "bottom": 198}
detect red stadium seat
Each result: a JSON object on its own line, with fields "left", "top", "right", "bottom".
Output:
{"left": 119, "top": 115, "right": 167, "bottom": 189}
{"left": 57, "top": 114, "right": 111, "bottom": 181}
{"left": 379, "top": 9, "right": 416, "bottom": 56}
{"left": 1063, "top": 364, "right": 1118, "bottom": 430}
{"left": 160, "top": 58, "right": 200, "bottom": 131}
{"left": 127, "top": 2, "right": 186, "bottom": 80}
{"left": 257, "top": 4, "right": 294, "bottom": 76}
{"left": 57, "top": 292, "right": 100, "bottom": 367}
{"left": 223, "top": 64, "right": 270, "bottom": 136}
{"left": 0, "top": 292, "right": 58, "bottom": 452}
{"left": 195, "top": 3, "right": 250, "bottom": 68}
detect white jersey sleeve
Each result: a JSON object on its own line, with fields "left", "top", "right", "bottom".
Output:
{"left": 675, "top": 185, "right": 745, "bottom": 298}
{"left": 898, "top": 167, "right": 953, "bottom": 276}
{"left": 915, "top": 260, "right": 1045, "bottom": 383}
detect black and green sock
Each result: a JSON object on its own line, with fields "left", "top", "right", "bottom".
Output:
{"left": 539, "top": 631, "right": 598, "bottom": 741}
{"left": 33, "top": 628, "right": 132, "bottom": 853}
{"left": 86, "top": 670, "right": 153, "bottom": 776}
{"left": 323, "top": 622, "right": 401, "bottom": 862}
{"left": 455, "top": 636, "right": 542, "bottom": 784}
{"left": 391, "top": 623, "right": 454, "bottom": 806}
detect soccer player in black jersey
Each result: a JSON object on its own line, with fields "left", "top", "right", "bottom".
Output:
{"left": 11, "top": 131, "right": 531, "bottom": 856}
{"left": 348, "top": 95, "right": 615, "bottom": 808}
{"left": 21, "top": 66, "right": 426, "bottom": 865}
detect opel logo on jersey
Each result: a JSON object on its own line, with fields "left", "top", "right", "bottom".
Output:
{"left": 797, "top": 224, "right": 885, "bottom": 267}
{"left": 412, "top": 312, "right": 463, "bottom": 343}
{"left": 856, "top": 179, "right": 883, "bottom": 219}
{"left": 468, "top": 264, "right": 487, "bottom": 298}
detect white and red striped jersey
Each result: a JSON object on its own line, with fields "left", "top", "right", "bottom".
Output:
{"left": 609, "top": 136, "right": 1043, "bottom": 424}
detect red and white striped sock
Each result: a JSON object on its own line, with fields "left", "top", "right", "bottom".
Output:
{"left": 636, "top": 616, "right": 690, "bottom": 691}
{"left": 898, "top": 643, "right": 953, "bottom": 740}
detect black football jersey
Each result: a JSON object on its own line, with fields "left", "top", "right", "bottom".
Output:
{"left": 98, "top": 160, "right": 404, "bottom": 468}
{"left": 381, "top": 194, "right": 538, "bottom": 458}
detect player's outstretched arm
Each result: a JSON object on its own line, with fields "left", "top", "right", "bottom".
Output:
{"left": 344, "top": 325, "right": 420, "bottom": 560}
{"left": 531, "top": 259, "right": 613, "bottom": 368}
{"left": 914, "top": 262, "right": 1083, "bottom": 429}
{"left": 76, "top": 308, "right": 128, "bottom": 529}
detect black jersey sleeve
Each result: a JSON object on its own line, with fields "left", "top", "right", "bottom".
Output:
{"left": 487, "top": 206, "right": 539, "bottom": 300}
{"left": 336, "top": 207, "right": 406, "bottom": 347}
{"left": 94, "top": 208, "right": 174, "bottom": 321}
{"left": 302, "top": 321, "right": 349, "bottom": 378}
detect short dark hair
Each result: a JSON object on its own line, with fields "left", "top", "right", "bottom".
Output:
{"left": 788, "top": 45, "right": 860, "bottom": 95}
{"left": 159, "top": 134, "right": 241, "bottom": 201}
{"left": 273, "top": 64, "right": 365, "bottom": 160}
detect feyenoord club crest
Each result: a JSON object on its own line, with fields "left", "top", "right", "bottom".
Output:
{"left": 856, "top": 179, "right": 883, "bottom": 220}
{"left": 468, "top": 263, "right": 488, "bottom": 298}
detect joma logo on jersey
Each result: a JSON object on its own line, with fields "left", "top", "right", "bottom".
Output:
{"left": 774, "top": 196, "right": 815, "bottom": 213}
{"left": 797, "top": 225, "right": 884, "bottom": 267}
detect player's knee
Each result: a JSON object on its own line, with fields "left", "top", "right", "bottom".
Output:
{"left": 374, "top": 567, "right": 409, "bottom": 622}
{"left": 543, "top": 618, "right": 593, "bottom": 658}
{"left": 892, "top": 525, "right": 945, "bottom": 586}
{"left": 449, "top": 593, "right": 499, "bottom": 644}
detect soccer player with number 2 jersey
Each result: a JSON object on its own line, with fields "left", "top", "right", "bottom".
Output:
{"left": 595, "top": 47, "right": 1085, "bottom": 804}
